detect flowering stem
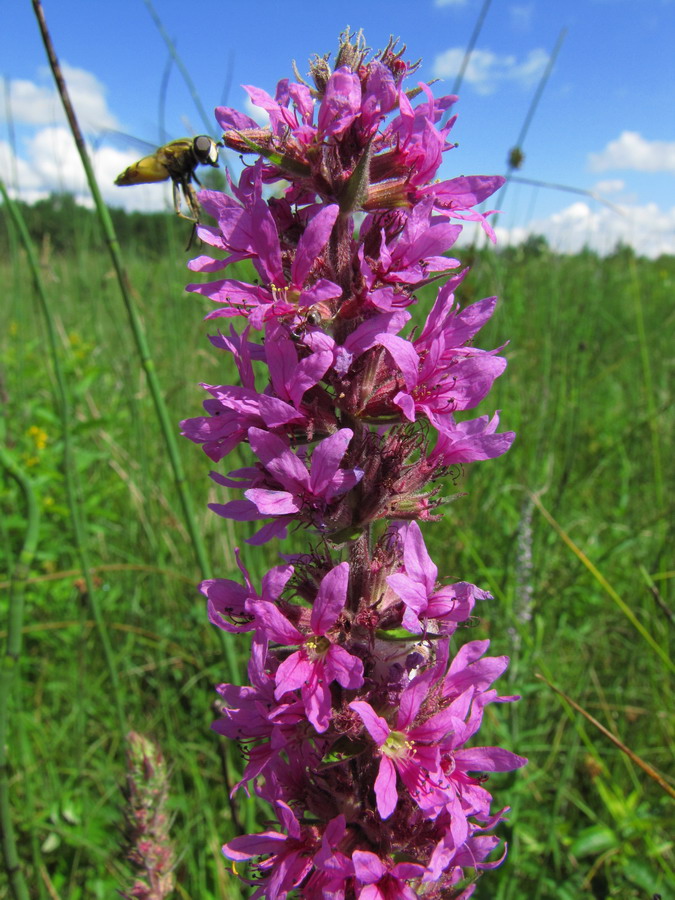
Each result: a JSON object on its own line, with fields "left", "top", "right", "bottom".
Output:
{"left": 183, "top": 30, "right": 526, "bottom": 897}
{"left": 121, "top": 732, "right": 176, "bottom": 900}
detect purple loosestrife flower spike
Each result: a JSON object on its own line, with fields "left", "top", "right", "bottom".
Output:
{"left": 183, "top": 29, "right": 526, "bottom": 899}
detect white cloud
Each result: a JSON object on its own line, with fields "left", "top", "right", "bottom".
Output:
{"left": 0, "top": 139, "right": 41, "bottom": 196}
{"left": 493, "top": 200, "right": 675, "bottom": 258}
{"left": 2, "top": 126, "right": 170, "bottom": 212}
{"left": 434, "top": 0, "right": 467, "bottom": 7}
{"left": 2, "top": 64, "right": 119, "bottom": 131}
{"left": 509, "top": 4, "right": 535, "bottom": 30}
{"left": 433, "top": 47, "right": 550, "bottom": 94}
{"left": 592, "top": 179, "right": 625, "bottom": 194}
{"left": 589, "top": 131, "right": 675, "bottom": 173}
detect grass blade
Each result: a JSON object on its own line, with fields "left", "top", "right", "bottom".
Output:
{"left": 29, "top": 0, "right": 220, "bottom": 600}
{"left": 532, "top": 492, "right": 673, "bottom": 673}
{"left": 0, "top": 445, "right": 39, "bottom": 900}
{"left": 536, "top": 673, "right": 675, "bottom": 800}
{"left": 0, "top": 175, "right": 127, "bottom": 734}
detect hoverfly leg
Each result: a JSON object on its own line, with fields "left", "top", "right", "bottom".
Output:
{"left": 172, "top": 180, "right": 183, "bottom": 217}
{"left": 185, "top": 222, "right": 198, "bottom": 252}
{"left": 183, "top": 183, "right": 202, "bottom": 222}
{"left": 180, "top": 183, "right": 202, "bottom": 250}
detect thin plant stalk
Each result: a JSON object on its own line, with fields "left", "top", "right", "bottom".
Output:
{"left": 449, "top": 0, "right": 493, "bottom": 97}
{"left": 2, "top": 77, "right": 20, "bottom": 194}
{"left": 158, "top": 52, "right": 174, "bottom": 145}
{"left": 31, "top": 0, "right": 241, "bottom": 686}
{"left": 0, "top": 445, "right": 38, "bottom": 900}
{"left": 627, "top": 256, "right": 665, "bottom": 534}
{"left": 492, "top": 27, "right": 567, "bottom": 228}
{"left": 142, "top": 0, "right": 215, "bottom": 136}
{"left": 0, "top": 176, "right": 126, "bottom": 736}
{"left": 532, "top": 493, "right": 674, "bottom": 673}
{"left": 536, "top": 674, "right": 675, "bottom": 800}
{"left": 506, "top": 175, "right": 623, "bottom": 213}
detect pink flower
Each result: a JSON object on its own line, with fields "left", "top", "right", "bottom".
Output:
{"left": 222, "top": 802, "right": 314, "bottom": 899}
{"left": 200, "top": 549, "right": 293, "bottom": 634}
{"left": 350, "top": 673, "right": 458, "bottom": 819}
{"left": 378, "top": 287, "right": 508, "bottom": 432}
{"left": 209, "top": 428, "right": 363, "bottom": 543}
{"left": 359, "top": 197, "right": 461, "bottom": 297}
{"left": 428, "top": 412, "right": 515, "bottom": 465}
{"left": 386, "top": 521, "right": 489, "bottom": 633}
{"left": 382, "top": 82, "right": 458, "bottom": 187}
{"left": 353, "top": 850, "right": 424, "bottom": 900}
{"left": 187, "top": 173, "right": 341, "bottom": 328}
{"left": 249, "top": 563, "right": 364, "bottom": 732}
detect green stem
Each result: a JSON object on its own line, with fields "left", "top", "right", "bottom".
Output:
{"left": 449, "top": 0, "right": 493, "bottom": 97}
{"left": 628, "top": 256, "right": 665, "bottom": 530}
{"left": 142, "top": 0, "right": 216, "bottom": 136}
{"left": 0, "top": 177, "right": 127, "bottom": 736}
{"left": 492, "top": 27, "right": 567, "bottom": 228}
{"left": 0, "top": 447, "right": 37, "bottom": 900}
{"left": 30, "top": 0, "right": 240, "bottom": 687}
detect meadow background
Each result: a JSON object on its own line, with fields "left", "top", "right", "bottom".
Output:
{"left": 1, "top": 195, "right": 673, "bottom": 899}
{"left": 1, "top": 1, "right": 674, "bottom": 895}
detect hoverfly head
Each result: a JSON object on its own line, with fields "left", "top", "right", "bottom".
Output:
{"left": 193, "top": 135, "right": 220, "bottom": 167}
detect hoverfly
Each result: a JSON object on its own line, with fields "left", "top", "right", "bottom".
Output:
{"left": 114, "top": 135, "right": 220, "bottom": 222}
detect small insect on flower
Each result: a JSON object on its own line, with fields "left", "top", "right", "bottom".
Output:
{"left": 114, "top": 135, "right": 221, "bottom": 222}
{"left": 289, "top": 303, "right": 336, "bottom": 341}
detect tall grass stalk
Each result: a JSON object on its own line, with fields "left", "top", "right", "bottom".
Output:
{"left": 2, "top": 77, "right": 20, "bottom": 194}
{"left": 142, "top": 0, "right": 216, "bottom": 137}
{"left": 0, "top": 445, "right": 38, "bottom": 900}
{"left": 627, "top": 256, "right": 665, "bottom": 527}
{"left": 536, "top": 674, "right": 675, "bottom": 800}
{"left": 29, "top": 4, "right": 235, "bottom": 674}
{"left": 449, "top": 0, "right": 493, "bottom": 97}
{"left": 533, "top": 493, "right": 674, "bottom": 673}
{"left": 0, "top": 176, "right": 127, "bottom": 735}
{"left": 493, "top": 27, "right": 567, "bottom": 227}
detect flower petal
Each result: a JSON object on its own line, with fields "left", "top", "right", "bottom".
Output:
{"left": 376, "top": 334, "right": 420, "bottom": 390}
{"left": 310, "top": 429, "right": 354, "bottom": 495}
{"left": 324, "top": 644, "right": 364, "bottom": 690}
{"left": 248, "top": 599, "right": 303, "bottom": 645}
{"left": 274, "top": 651, "right": 312, "bottom": 699}
{"left": 245, "top": 488, "right": 301, "bottom": 515}
{"left": 311, "top": 562, "right": 349, "bottom": 634}
{"left": 350, "top": 700, "right": 389, "bottom": 745}
{"left": 352, "top": 849, "right": 385, "bottom": 883}
{"left": 374, "top": 755, "right": 398, "bottom": 819}
{"left": 453, "top": 747, "right": 528, "bottom": 772}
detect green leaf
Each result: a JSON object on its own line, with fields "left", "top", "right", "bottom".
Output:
{"left": 234, "top": 131, "right": 311, "bottom": 177}
{"left": 41, "top": 831, "right": 61, "bottom": 853}
{"left": 374, "top": 627, "right": 417, "bottom": 642}
{"left": 570, "top": 823, "right": 619, "bottom": 858}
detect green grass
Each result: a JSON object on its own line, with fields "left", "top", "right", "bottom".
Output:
{"left": 1, "top": 226, "right": 673, "bottom": 899}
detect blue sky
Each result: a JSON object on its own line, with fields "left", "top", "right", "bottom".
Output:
{"left": 3, "top": 0, "right": 674, "bottom": 256}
